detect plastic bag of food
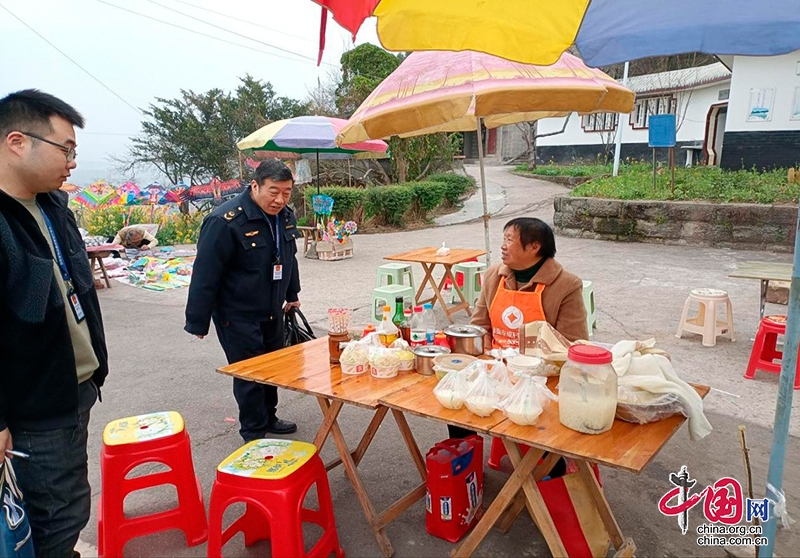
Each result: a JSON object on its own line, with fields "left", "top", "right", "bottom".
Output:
{"left": 464, "top": 370, "right": 500, "bottom": 417}
{"left": 615, "top": 386, "right": 686, "bottom": 424}
{"left": 390, "top": 339, "right": 416, "bottom": 371}
{"left": 460, "top": 360, "right": 489, "bottom": 383}
{"left": 369, "top": 347, "right": 400, "bottom": 379}
{"left": 489, "top": 361, "right": 514, "bottom": 398}
{"left": 519, "top": 321, "right": 573, "bottom": 362}
{"left": 340, "top": 340, "right": 370, "bottom": 375}
{"left": 488, "top": 347, "right": 519, "bottom": 361}
{"left": 434, "top": 368, "right": 469, "bottom": 410}
{"left": 497, "top": 375, "right": 557, "bottom": 426}
{"left": 435, "top": 241, "right": 451, "bottom": 256}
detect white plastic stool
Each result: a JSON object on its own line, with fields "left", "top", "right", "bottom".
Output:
{"left": 450, "top": 261, "right": 486, "bottom": 308}
{"left": 676, "top": 288, "right": 735, "bottom": 347}
{"left": 376, "top": 263, "right": 415, "bottom": 290}
{"left": 582, "top": 280, "right": 597, "bottom": 337}
{"left": 372, "top": 284, "right": 415, "bottom": 321}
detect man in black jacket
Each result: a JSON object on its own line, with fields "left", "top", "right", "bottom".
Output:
{"left": 0, "top": 90, "right": 109, "bottom": 557}
{"left": 185, "top": 160, "right": 302, "bottom": 441}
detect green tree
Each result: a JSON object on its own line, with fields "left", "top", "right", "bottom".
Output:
{"left": 122, "top": 76, "right": 308, "bottom": 184}
{"left": 335, "top": 44, "right": 404, "bottom": 117}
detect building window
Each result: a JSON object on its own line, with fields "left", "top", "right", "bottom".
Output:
{"left": 630, "top": 95, "right": 677, "bottom": 129}
{"left": 582, "top": 113, "right": 618, "bottom": 132}
{"left": 718, "top": 89, "right": 730, "bottom": 101}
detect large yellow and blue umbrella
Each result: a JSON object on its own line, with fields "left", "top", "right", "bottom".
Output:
{"left": 313, "top": 0, "right": 800, "bottom": 66}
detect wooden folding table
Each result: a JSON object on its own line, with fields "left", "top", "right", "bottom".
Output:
{"left": 86, "top": 243, "right": 124, "bottom": 288}
{"left": 385, "top": 247, "right": 486, "bottom": 323}
{"left": 217, "top": 337, "right": 429, "bottom": 557}
{"left": 729, "top": 261, "right": 793, "bottom": 321}
{"left": 381, "top": 375, "right": 710, "bottom": 557}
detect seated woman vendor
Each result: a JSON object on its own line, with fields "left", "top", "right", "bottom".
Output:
{"left": 448, "top": 217, "right": 588, "bottom": 474}
{"left": 112, "top": 225, "right": 158, "bottom": 253}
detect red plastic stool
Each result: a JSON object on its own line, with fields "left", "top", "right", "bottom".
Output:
{"left": 207, "top": 439, "right": 344, "bottom": 558}
{"left": 745, "top": 315, "right": 800, "bottom": 389}
{"left": 98, "top": 411, "right": 207, "bottom": 557}
{"left": 488, "top": 437, "right": 529, "bottom": 470}
{"left": 444, "top": 257, "right": 479, "bottom": 290}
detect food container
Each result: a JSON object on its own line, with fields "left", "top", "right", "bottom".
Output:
{"left": 442, "top": 325, "right": 487, "bottom": 356}
{"left": 370, "top": 348, "right": 401, "bottom": 379}
{"left": 396, "top": 348, "right": 416, "bottom": 371}
{"left": 432, "top": 354, "right": 478, "bottom": 381}
{"left": 559, "top": 345, "right": 617, "bottom": 434}
{"left": 412, "top": 345, "right": 451, "bottom": 376}
{"left": 507, "top": 354, "right": 545, "bottom": 377}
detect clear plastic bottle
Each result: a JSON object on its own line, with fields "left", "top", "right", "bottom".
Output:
{"left": 409, "top": 306, "right": 426, "bottom": 347}
{"left": 422, "top": 303, "right": 437, "bottom": 345}
{"left": 559, "top": 345, "right": 617, "bottom": 434}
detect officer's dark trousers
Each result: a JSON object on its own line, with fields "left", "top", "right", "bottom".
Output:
{"left": 213, "top": 316, "right": 283, "bottom": 442}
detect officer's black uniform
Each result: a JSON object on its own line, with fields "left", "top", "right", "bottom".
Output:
{"left": 185, "top": 187, "right": 302, "bottom": 441}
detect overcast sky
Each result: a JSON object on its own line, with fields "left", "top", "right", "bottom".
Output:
{"left": 1, "top": 0, "right": 380, "bottom": 185}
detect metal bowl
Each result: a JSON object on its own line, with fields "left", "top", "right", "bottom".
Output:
{"left": 412, "top": 345, "right": 451, "bottom": 376}
{"left": 443, "top": 324, "right": 487, "bottom": 356}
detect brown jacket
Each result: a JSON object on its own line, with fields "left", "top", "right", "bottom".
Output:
{"left": 470, "top": 258, "right": 589, "bottom": 342}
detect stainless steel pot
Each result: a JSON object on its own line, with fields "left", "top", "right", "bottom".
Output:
{"left": 412, "top": 345, "right": 451, "bottom": 376}
{"left": 443, "top": 324, "right": 487, "bottom": 356}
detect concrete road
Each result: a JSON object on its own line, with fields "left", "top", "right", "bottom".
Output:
{"left": 79, "top": 166, "right": 799, "bottom": 557}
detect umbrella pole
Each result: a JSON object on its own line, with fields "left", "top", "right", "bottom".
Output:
{"left": 762, "top": 210, "right": 800, "bottom": 558}
{"left": 316, "top": 149, "right": 321, "bottom": 195}
{"left": 476, "top": 118, "right": 491, "bottom": 265}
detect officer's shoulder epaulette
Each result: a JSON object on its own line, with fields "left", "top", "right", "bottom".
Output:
{"left": 222, "top": 205, "right": 245, "bottom": 222}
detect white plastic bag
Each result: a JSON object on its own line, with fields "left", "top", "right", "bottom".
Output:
{"left": 460, "top": 360, "right": 488, "bottom": 383}
{"left": 497, "top": 375, "right": 557, "bottom": 426}
{"left": 434, "top": 368, "right": 470, "bottom": 410}
{"left": 489, "top": 361, "right": 514, "bottom": 398}
{"left": 465, "top": 370, "right": 500, "bottom": 417}
{"left": 436, "top": 242, "right": 451, "bottom": 256}
{"left": 369, "top": 347, "right": 400, "bottom": 379}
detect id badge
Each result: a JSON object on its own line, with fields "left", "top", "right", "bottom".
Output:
{"left": 68, "top": 290, "right": 86, "bottom": 322}
{"left": 272, "top": 263, "right": 283, "bottom": 281}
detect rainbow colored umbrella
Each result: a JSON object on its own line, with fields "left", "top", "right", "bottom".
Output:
{"left": 313, "top": 0, "right": 800, "bottom": 66}
{"left": 237, "top": 115, "right": 388, "bottom": 193}
{"left": 337, "top": 50, "right": 634, "bottom": 260}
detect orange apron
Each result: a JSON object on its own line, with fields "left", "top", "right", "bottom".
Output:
{"left": 489, "top": 277, "right": 546, "bottom": 349}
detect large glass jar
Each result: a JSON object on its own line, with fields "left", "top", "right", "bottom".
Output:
{"left": 559, "top": 345, "right": 617, "bottom": 434}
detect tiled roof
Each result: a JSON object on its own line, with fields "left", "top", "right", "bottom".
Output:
{"left": 625, "top": 63, "right": 731, "bottom": 94}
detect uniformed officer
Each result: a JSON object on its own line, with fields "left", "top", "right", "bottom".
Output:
{"left": 185, "top": 159, "right": 303, "bottom": 440}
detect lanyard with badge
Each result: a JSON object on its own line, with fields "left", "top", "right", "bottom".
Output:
{"left": 263, "top": 211, "right": 283, "bottom": 281}
{"left": 38, "top": 203, "right": 86, "bottom": 322}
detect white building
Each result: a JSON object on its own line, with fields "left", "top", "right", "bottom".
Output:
{"left": 484, "top": 63, "right": 733, "bottom": 166}
{"left": 719, "top": 51, "right": 800, "bottom": 170}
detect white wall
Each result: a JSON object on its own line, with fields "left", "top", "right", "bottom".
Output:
{"left": 726, "top": 50, "right": 800, "bottom": 132}
{"left": 533, "top": 82, "right": 730, "bottom": 147}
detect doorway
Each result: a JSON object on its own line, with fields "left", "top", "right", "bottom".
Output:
{"left": 704, "top": 103, "right": 728, "bottom": 166}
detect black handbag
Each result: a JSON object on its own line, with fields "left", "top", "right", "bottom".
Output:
{"left": 284, "top": 308, "right": 316, "bottom": 347}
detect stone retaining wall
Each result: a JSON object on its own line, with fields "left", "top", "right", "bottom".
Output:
{"left": 553, "top": 196, "right": 797, "bottom": 252}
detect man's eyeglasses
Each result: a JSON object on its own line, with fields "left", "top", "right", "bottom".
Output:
{"left": 20, "top": 132, "right": 77, "bottom": 162}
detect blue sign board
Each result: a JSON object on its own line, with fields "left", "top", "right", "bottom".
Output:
{"left": 648, "top": 114, "right": 676, "bottom": 147}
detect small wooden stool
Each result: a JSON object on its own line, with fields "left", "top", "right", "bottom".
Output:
{"left": 372, "top": 283, "right": 415, "bottom": 321}
{"left": 744, "top": 315, "right": 800, "bottom": 389}
{"left": 676, "top": 288, "right": 735, "bottom": 347}
{"left": 376, "top": 262, "right": 415, "bottom": 290}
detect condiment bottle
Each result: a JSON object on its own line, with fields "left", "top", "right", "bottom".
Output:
{"left": 433, "top": 331, "right": 450, "bottom": 348}
{"left": 376, "top": 305, "right": 400, "bottom": 347}
{"left": 400, "top": 308, "right": 412, "bottom": 343}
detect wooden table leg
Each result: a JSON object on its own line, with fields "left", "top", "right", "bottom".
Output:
{"left": 435, "top": 264, "right": 472, "bottom": 324}
{"left": 314, "top": 398, "right": 345, "bottom": 451}
{"left": 497, "top": 451, "right": 562, "bottom": 533}
{"left": 320, "top": 399, "right": 395, "bottom": 557}
{"left": 502, "top": 441, "right": 568, "bottom": 556}
{"left": 576, "top": 460, "right": 626, "bottom": 549}
{"left": 450, "top": 446, "right": 543, "bottom": 558}
{"left": 391, "top": 409, "right": 426, "bottom": 480}
{"left": 96, "top": 254, "right": 112, "bottom": 288}
{"left": 415, "top": 263, "right": 437, "bottom": 306}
